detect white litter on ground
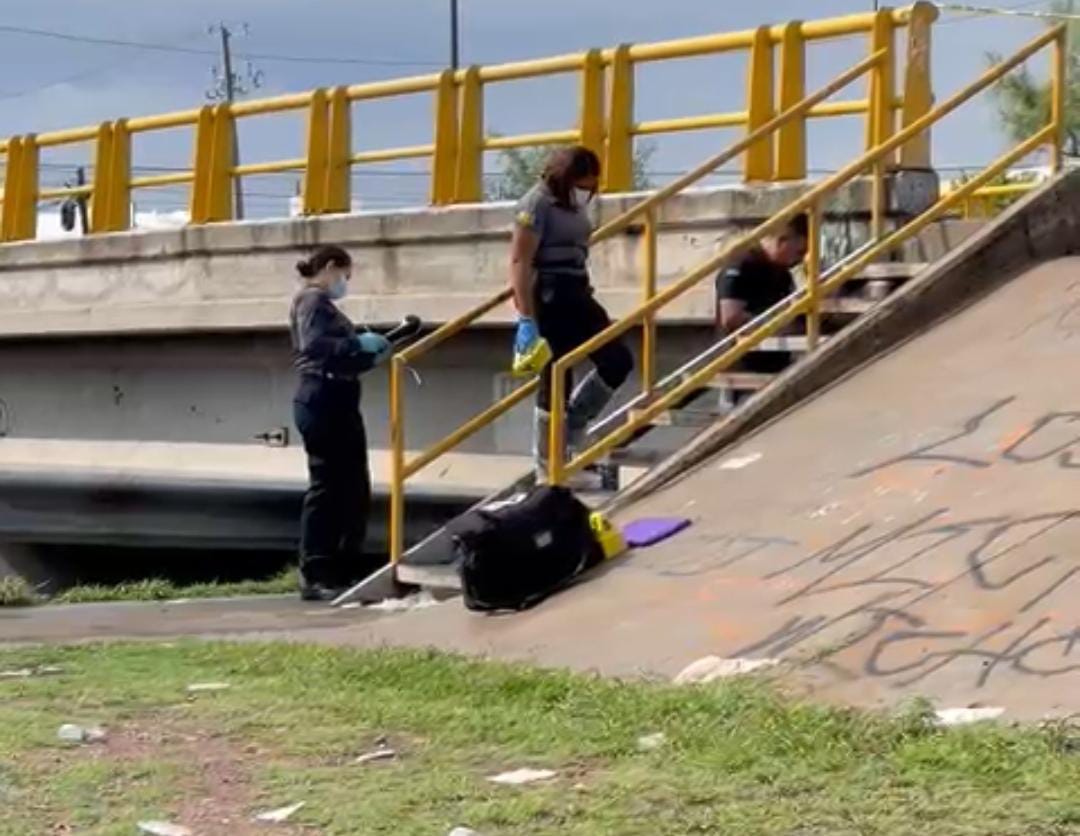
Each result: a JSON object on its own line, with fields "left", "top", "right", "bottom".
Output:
{"left": 718, "top": 452, "right": 762, "bottom": 471}
{"left": 366, "top": 590, "right": 441, "bottom": 613}
{"left": 185, "top": 682, "right": 231, "bottom": 693}
{"left": 57, "top": 724, "right": 106, "bottom": 744}
{"left": 137, "top": 822, "right": 192, "bottom": 836}
{"left": 1, "top": 665, "right": 63, "bottom": 679}
{"left": 254, "top": 801, "right": 305, "bottom": 823}
{"left": 674, "top": 656, "right": 780, "bottom": 685}
{"left": 487, "top": 768, "right": 558, "bottom": 786}
{"left": 448, "top": 828, "right": 481, "bottom": 836}
{"left": 355, "top": 746, "right": 397, "bottom": 765}
{"left": 636, "top": 732, "right": 667, "bottom": 751}
{"left": 934, "top": 707, "right": 1006, "bottom": 727}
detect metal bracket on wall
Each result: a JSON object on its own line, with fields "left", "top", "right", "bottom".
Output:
{"left": 253, "top": 426, "right": 289, "bottom": 447}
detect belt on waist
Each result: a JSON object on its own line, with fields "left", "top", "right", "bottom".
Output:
{"left": 301, "top": 371, "right": 359, "bottom": 382}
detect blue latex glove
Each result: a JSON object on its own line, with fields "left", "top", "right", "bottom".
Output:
{"left": 514, "top": 317, "right": 541, "bottom": 354}
{"left": 355, "top": 331, "right": 392, "bottom": 364}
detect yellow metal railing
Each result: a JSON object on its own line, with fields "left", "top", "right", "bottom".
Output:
{"left": 547, "top": 23, "right": 1066, "bottom": 485}
{"left": 949, "top": 180, "right": 1043, "bottom": 218}
{"left": 0, "top": 4, "right": 936, "bottom": 243}
{"left": 385, "top": 48, "right": 894, "bottom": 563}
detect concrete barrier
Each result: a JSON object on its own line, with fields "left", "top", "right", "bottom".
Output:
{"left": 0, "top": 181, "right": 917, "bottom": 339}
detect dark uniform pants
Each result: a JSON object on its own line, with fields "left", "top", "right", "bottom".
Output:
{"left": 534, "top": 273, "right": 633, "bottom": 413}
{"left": 293, "top": 377, "right": 373, "bottom": 586}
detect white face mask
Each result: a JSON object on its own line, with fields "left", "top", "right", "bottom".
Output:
{"left": 328, "top": 276, "right": 348, "bottom": 300}
{"left": 573, "top": 187, "right": 594, "bottom": 209}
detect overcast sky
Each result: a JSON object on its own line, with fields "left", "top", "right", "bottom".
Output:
{"left": 0, "top": 0, "right": 1049, "bottom": 218}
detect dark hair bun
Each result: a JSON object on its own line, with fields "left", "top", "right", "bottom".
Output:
{"left": 295, "top": 245, "right": 351, "bottom": 279}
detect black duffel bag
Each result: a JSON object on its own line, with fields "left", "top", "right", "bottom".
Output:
{"left": 454, "top": 485, "right": 601, "bottom": 612}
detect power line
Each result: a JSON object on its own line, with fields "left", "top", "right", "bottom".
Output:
{"left": 0, "top": 30, "right": 207, "bottom": 102}
{"left": 0, "top": 56, "right": 144, "bottom": 101}
{"left": 0, "top": 22, "right": 442, "bottom": 67}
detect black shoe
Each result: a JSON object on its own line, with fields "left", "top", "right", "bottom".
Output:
{"left": 298, "top": 565, "right": 344, "bottom": 602}
{"left": 300, "top": 581, "right": 344, "bottom": 602}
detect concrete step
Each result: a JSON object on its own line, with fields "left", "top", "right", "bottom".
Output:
{"left": 758, "top": 335, "right": 822, "bottom": 352}
{"left": 632, "top": 404, "right": 729, "bottom": 429}
{"left": 396, "top": 559, "right": 462, "bottom": 590}
{"left": 820, "top": 297, "right": 875, "bottom": 315}
{"left": 701, "top": 372, "right": 776, "bottom": 391}
{"left": 851, "top": 261, "right": 927, "bottom": 281}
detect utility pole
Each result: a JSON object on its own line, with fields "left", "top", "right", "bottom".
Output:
{"left": 218, "top": 24, "right": 243, "bottom": 219}
{"left": 450, "top": 0, "right": 460, "bottom": 69}
{"left": 75, "top": 166, "right": 88, "bottom": 234}
{"left": 207, "top": 23, "right": 262, "bottom": 220}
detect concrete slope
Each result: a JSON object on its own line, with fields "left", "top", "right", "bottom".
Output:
{"left": 310, "top": 255, "right": 1080, "bottom": 719}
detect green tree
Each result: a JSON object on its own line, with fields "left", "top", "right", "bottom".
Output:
{"left": 990, "top": 0, "right": 1080, "bottom": 156}
{"left": 486, "top": 141, "right": 656, "bottom": 201}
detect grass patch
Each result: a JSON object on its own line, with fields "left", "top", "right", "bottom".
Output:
{"left": 52, "top": 568, "right": 297, "bottom": 604}
{"left": 2, "top": 642, "right": 1080, "bottom": 834}
{"left": 0, "top": 568, "right": 299, "bottom": 607}
{"left": 0, "top": 575, "right": 39, "bottom": 606}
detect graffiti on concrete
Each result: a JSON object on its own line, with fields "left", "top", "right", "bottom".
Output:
{"left": 852, "top": 396, "right": 1080, "bottom": 476}
{"left": 731, "top": 507, "right": 1080, "bottom": 686}
{"left": 690, "top": 396, "right": 1080, "bottom": 688}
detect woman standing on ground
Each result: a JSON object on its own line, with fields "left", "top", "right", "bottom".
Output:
{"left": 289, "top": 245, "right": 391, "bottom": 601}
{"left": 509, "top": 145, "right": 633, "bottom": 476}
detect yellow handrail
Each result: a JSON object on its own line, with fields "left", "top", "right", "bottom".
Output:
{"left": 547, "top": 23, "right": 1066, "bottom": 484}
{"left": 385, "top": 49, "right": 891, "bottom": 563}
{"left": 0, "top": 5, "right": 935, "bottom": 243}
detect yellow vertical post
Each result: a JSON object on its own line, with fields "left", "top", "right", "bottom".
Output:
{"left": 106, "top": 119, "right": 131, "bottom": 232}
{"left": 325, "top": 87, "right": 352, "bottom": 213}
{"left": 389, "top": 355, "right": 406, "bottom": 564}
{"left": 579, "top": 48, "right": 605, "bottom": 162}
{"left": 303, "top": 89, "right": 329, "bottom": 215}
{"left": 806, "top": 201, "right": 822, "bottom": 350}
{"left": 549, "top": 366, "right": 567, "bottom": 486}
{"left": 866, "top": 9, "right": 896, "bottom": 158}
{"left": 0, "top": 137, "right": 22, "bottom": 242}
{"left": 189, "top": 106, "right": 214, "bottom": 224}
{"left": 90, "top": 123, "right": 115, "bottom": 234}
{"left": 1051, "top": 26, "right": 1067, "bottom": 174}
{"left": 899, "top": 1, "right": 937, "bottom": 168}
{"left": 20, "top": 135, "right": 38, "bottom": 240}
{"left": 744, "top": 26, "right": 775, "bottom": 182}
{"left": 604, "top": 44, "right": 634, "bottom": 193}
{"left": 871, "top": 155, "right": 886, "bottom": 241}
{"left": 454, "top": 66, "right": 483, "bottom": 203}
{"left": 14, "top": 135, "right": 38, "bottom": 241}
{"left": 2, "top": 135, "right": 37, "bottom": 242}
{"left": 775, "top": 21, "right": 806, "bottom": 181}
{"left": 867, "top": 10, "right": 894, "bottom": 241}
{"left": 207, "top": 104, "right": 235, "bottom": 222}
{"left": 641, "top": 208, "right": 658, "bottom": 394}
{"left": 431, "top": 70, "right": 460, "bottom": 206}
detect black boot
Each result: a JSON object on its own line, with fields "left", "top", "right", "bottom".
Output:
{"left": 298, "top": 562, "right": 344, "bottom": 602}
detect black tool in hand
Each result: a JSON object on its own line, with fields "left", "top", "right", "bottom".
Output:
{"left": 381, "top": 314, "right": 423, "bottom": 346}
